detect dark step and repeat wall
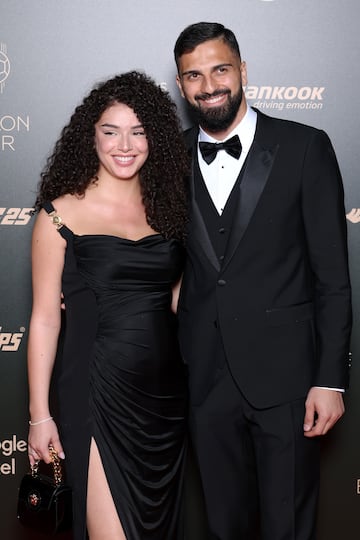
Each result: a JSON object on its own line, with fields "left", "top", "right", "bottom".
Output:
{"left": 1, "top": 1, "right": 359, "bottom": 538}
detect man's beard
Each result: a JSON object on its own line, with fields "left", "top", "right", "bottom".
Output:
{"left": 187, "top": 87, "right": 243, "bottom": 133}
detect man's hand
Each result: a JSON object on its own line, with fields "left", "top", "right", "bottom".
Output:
{"left": 303, "top": 387, "right": 345, "bottom": 438}
{"left": 346, "top": 208, "right": 360, "bottom": 223}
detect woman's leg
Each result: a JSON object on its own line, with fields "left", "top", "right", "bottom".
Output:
{"left": 87, "top": 438, "right": 127, "bottom": 540}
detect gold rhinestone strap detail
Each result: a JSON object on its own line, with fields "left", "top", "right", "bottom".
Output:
{"left": 48, "top": 209, "right": 64, "bottom": 230}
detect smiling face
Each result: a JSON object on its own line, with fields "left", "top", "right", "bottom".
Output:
{"left": 176, "top": 38, "right": 247, "bottom": 138}
{"left": 94, "top": 102, "right": 149, "bottom": 182}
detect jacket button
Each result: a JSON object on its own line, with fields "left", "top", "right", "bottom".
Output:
{"left": 218, "top": 227, "right": 226, "bottom": 234}
{"left": 217, "top": 279, "right": 226, "bottom": 286}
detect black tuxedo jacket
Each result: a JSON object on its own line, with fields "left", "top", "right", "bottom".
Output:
{"left": 178, "top": 109, "right": 352, "bottom": 408}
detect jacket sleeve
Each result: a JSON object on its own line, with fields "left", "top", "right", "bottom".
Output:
{"left": 301, "top": 129, "right": 352, "bottom": 388}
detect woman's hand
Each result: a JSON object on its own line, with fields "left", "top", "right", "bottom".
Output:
{"left": 28, "top": 418, "right": 65, "bottom": 466}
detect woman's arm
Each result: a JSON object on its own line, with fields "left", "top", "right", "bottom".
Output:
{"left": 171, "top": 275, "right": 183, "bottom": 314}
{"left": 27, "top": 209, "right": 66, "bottom": 464}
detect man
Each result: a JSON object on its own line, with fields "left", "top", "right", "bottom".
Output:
{"left": 174, "top": 22, "right": 352, "bottom": 540}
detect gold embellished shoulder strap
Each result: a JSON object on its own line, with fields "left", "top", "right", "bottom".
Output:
{"left": 42, "top": 202, "right": 70, "bottom": 238}
{"left": 43, "top": 201, "right": 65, "bottom": 230}
{"left": 48, "top": 208, "right": 64, "bottom": 230}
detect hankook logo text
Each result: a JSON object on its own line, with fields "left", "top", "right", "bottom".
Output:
{"left": 246, "top": 85, "right": 325, "bottom": 112}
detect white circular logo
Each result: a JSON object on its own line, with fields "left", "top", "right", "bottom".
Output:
{"left": 0, "top": 49, "right": 10, "bottom": 85}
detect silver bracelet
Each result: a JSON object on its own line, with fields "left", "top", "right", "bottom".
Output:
{"left": 29, "top": 416, "right": 53, "bottom": 426}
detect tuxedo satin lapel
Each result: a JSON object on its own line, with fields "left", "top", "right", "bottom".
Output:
{"left": 191, "top": 198, "right": 221, "bottom": 272}
{"left": 222, "top": 140, "right": 279, "bottom": 271}
{"left": 187, "top": 146, "right": 221, "bottom": 272}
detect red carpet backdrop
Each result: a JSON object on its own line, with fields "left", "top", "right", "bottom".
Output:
{"left": 1, "top": 1, "right": 359, "bottom": 538}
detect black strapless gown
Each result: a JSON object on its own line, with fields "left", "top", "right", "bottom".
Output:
{"left": 44, "top": 203, "right": 188, "bottom": 540}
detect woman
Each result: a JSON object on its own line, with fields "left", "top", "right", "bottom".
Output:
{"left": 27, "top": 71, "right": 189, "bottom": 540}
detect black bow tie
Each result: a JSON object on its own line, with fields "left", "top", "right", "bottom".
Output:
{"left": 199, "top": 134, "right": 242, "bottom": 165}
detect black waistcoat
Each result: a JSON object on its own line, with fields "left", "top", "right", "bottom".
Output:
{"left": 194, "top": 157, "right": 246, "bottom": 265}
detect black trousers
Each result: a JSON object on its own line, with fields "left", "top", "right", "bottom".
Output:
{"left": 189, "top": 363, "right": 320, "bottom": 540}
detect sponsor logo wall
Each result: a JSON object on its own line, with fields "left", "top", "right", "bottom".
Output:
{"left": 1, "top": 1, "right": 359, "bottom": 538}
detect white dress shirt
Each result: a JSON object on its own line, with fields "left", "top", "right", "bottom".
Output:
{"left": 197, "top": 105, "right": 257, "bottom": 214}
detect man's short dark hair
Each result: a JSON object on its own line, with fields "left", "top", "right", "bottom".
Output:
{"left": 174, "top": 22, "right": 241, "bottom": 70}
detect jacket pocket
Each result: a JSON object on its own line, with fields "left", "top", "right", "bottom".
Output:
{"left": 265, "top": 301, "right": 314, "bottom": 327}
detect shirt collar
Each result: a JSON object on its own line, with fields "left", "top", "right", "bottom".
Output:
{"left": 198, "top": 105, "right": 257, "bottom": 153}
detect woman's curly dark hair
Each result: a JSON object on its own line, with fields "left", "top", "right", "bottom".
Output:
{"left": 35, "top": 71, "right": 189, "bottom": 242}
